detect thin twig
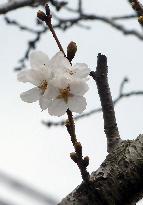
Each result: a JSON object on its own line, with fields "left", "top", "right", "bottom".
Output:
{"left": 78, "top": 0, "right": 82, "bottom": 15}
{"left": 0, "top": 0, "right": 61, "bottom": 14}
{"left": 44, "top": 4, "right": 65, "bottom": 55}
{"left": 66, "top": 109, "right": 77, "bottom": 146}
{"left": 49, "top": 0, "right": 67, "bottom": 11}
{"left": 111, "top": 14, "right": 137, "bottom": 20}
{"left": 37, "top": 4, "right": 90, "bottom": 182}
{"left": 56, "top": 14, "right": 143, "bottom": 40}
{"left": 0, "top": 0, "right": 34, "bottom": 14}
{"left": 5, "top": 6, "right": 143, "bottom": 70}
{"left": 42, "top": 77, "right": 143, "bottom": 127}
{"left": 0, "top": 170, "right": 57, "bottom": 204}
{"left": 4, "top": 16, "right": 41, "bottom": 34}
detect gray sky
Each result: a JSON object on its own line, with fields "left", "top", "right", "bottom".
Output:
{"left": 0, "top": 0, "right": 143, "bottom": 204}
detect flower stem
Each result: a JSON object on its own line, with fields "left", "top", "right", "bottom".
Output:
{"left": 38, "top": 4, "right": 90, "bottom": 182}
{"left": 66, "top": 109, "right": 77, "bottom": 146}
{"left": 44, "top": 4, "right": 66, "bottom": 56}
{"left": 45, "top": 19, "right": 66, "bottom": 56}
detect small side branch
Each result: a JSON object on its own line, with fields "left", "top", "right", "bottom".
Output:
{"left": 90, "top": 53, "right": 121, "bottom": 153}
{"left": 66, "top": 109, "right": 90, "bottom": 182}
{"left": 43, "top": 77, "right": 143, "bottom": 127}
{"left": 37, "top": 4, "right": 90, "bottom": 182}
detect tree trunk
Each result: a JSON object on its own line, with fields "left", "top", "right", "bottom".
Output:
{"left": 59, "top": 134, "right": 143, "bottom": 205}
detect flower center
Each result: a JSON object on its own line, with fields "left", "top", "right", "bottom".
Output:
{"left": 57, "top": 86, "right": 73, "bottom": 103}
{"left": 66, "top": 69, "right": 75, "bottom": 76}
{"left": 69, "top": 70, "right": 74, "bottom": 75}
{"left": 39, "top": 80, "right": 48, "bottom": 93}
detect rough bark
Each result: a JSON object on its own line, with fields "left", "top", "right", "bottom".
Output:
{"left": 59, "top": 134, "right": 143, "bottom": 205}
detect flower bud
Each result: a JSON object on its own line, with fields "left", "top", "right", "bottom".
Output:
{"left": 70, "top": 152, "right": 78, "bottom": 163}
{"left": 138, "top": 16, "right": 143, "bottom": 25}
{"left": 67, "top": 41, "right": 77, "bottom": 62}
{"left": 37, "top": 10, "right": 46, "bottom": 21}
{"left": 83, "top": 156, "right": 89, "bottom": 167}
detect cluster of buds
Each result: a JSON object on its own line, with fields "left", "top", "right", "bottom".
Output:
{"left": 37, "top": 4, "right": 51, "bottom": 22}
{"left": 70, "top": 142, "right": 90, "bottom": 181}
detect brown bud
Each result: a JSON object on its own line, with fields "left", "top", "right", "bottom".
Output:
{"left": 70, "top": 152, "right": 78, "bottom": 163}
{"left": 83, "top": 156, "right": 89, "bottom": 167}
{"left": 74, "top": 142, "right": 82, "bottom": 157}
{"left": 37, "top": 10, "right": 47, "bottom": 21}
{"left": 67, "top": 41, "right": 77, "bottom": 62}
{"left": 138, "top": 16, "right": 143, "bottom": 24}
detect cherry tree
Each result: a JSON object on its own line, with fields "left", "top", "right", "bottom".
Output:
{"left": 1, "top": 0, "right": 143, "bottom": 205}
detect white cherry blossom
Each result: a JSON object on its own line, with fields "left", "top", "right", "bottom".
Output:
{"left": 44, "top": 77, "right": 89, "bottom": 116}
{"left": 52, "top": 51, "right": 90, "bottom": 80}
{"left": 18, "top": 50, "right": 90, "bottom": 116}
{"left": 17, "top": 51, "right": 53, "bottom": 110}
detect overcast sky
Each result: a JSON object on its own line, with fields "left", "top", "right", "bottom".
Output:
{"left": 0, "top": 0, "right": 143, "bottom": 204}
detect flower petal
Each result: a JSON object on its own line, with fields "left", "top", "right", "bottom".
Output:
{"left": 17, "top": 69, "right": 44, "bottom": 86}
{"left": 73, "top": 63, "right": 90, "bottom": 78}
{"left": 49, "top": 51, "right": 71, "bottom": 72}
{"left": 51, "top": 77, "right": 70, "bottom": 89}
{"left": 70, "top": 80, "right": 89, "bottom": 96}
{"left": 48, "top": 99, "right": 67, "bottom": 116}
{"left": 44, "top": 85, "right": 59, "bottom": 99}
{"left": 20, "top": 87, "right": 41, "bottom": 103}
{"left": 30, "top": 51, "right": 49, "bottom": 70}
{"left": 68, "top": 96, "right": 87, "bottom": 113}
{"left": 39, "top": 95, "right": 52, "bottom": 110}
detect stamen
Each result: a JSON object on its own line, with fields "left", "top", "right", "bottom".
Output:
{"left": 67, "top": 69, "right": 75, "bottom": 75}
{"left": 39, "top": 80, "right": 48, "bottom": 93}
{"left": 69, "top": 70, "right": 74, "bottom": 75}
{"left": 57, "top": 86, "right": 73, "bottom": 103}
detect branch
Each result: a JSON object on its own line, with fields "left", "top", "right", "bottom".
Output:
{"left": 4, "top": 7, "right": 143, "bottom": 70}
{"left": 90, "top": 54, "right": 121, "bottom": 153}
{"left": 4, "top": 17, "right": 40, "bottom": 34}
{"left": 111, "top": 14, "right": 137, "bottom": 20}
{"left": 66, "top": 109, "right": 90, "bottom": 183}
{"left": 0, "top": 170, "right": 57, "bottom": 204}
{"left": 0, "top": 0, "right": 66, "bottom": 15}
{"left": 16, "top": 26, "right": 47, "bottom": 71}
{"left": 59, "top": 134, "right": 143, "bottom": 205}
{"left": 37, "top": 4, "right": 90, "bottom": 182}
{"left": 43, "top": 78, "right": 143, "bottom": 127}
{"left": 55, "top": 14, "right": 143, "bottom": 40}
{"left": 17, "top": 13, "right": 143, "bottom": 69}
{"left": 49, "top": 0, "right": 67, "bottom": 11}
{"left": 0, "top": 0, "right": 34, "bottom": 14}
